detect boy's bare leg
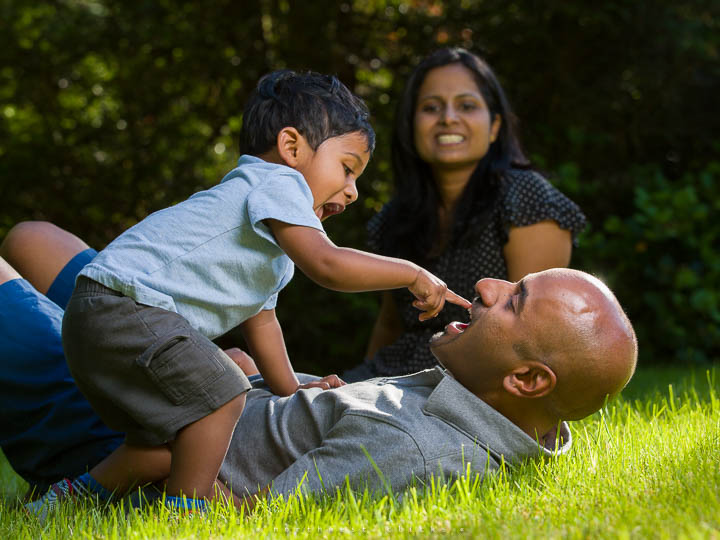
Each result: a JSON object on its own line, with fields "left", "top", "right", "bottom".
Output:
{"left": 89, "top": 444, "right": 172, "bottom": 495}
{"left": 166, "top": 393, "right": 246, "bottom": 499}
{"left": 0, "top": 221, "right": 90, "bottom": 294}
{"left": 87, "top": 393, "right": 245, "bottom": 499}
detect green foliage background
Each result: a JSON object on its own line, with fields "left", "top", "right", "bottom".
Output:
{"left": 1, "top": 0, "right": 717, "bottom": 372}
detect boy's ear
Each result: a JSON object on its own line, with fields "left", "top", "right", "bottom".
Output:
{"left": 276, "top": 127, "right": 307, "bottom": 167}
{"left": 502, "top": 362, "right": 556, "bottom": 398}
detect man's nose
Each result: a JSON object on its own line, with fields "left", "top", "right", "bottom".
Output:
{"left": 474, "top": 278, "right": 511, "bottom": 306}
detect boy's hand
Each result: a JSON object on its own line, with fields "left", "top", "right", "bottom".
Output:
{"left": 409, "top": 269, "right": 472, "bottom": 321}
{"left": 297, "top": 374, "right": 346, "bottom": 391}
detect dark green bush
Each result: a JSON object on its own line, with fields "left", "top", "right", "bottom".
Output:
{"left": 570, "top": 162, "right": 720, "bottom": 365}
{"left": 1, "top": 1, "right": 717, "bottom": 370}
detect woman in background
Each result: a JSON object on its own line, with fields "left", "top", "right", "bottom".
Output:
{"left": 345, "top": 47, "right": 587, "bottom": 381}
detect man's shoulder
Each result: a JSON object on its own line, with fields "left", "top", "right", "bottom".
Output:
{"left": 340, "top": 370, "right": 485, "bottom": 446}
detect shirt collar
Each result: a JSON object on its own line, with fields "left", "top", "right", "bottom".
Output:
{"left": 423, "top": 367, "right": 572, "bottom": 460}
{"left": 237, "top": 154, "right": 266, "bottom": 166}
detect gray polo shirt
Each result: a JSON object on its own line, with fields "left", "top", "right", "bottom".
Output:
{"left": 219, "top": 367, "right": 571, "bottom": 497}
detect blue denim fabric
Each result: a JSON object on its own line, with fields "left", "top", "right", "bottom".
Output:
{"left": 0, "top": 249, "right": 122, "bottom": 493}
{"left": 46, "top": 248, "right": 98, "bottom": 309}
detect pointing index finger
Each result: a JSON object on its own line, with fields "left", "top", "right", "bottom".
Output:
{"left": 445, "top": 289, "right": 472, "bottom": 309}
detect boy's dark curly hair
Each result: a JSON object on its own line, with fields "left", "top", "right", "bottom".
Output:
{"left": 239, "top": 70, "right": 375, "bottom": 155}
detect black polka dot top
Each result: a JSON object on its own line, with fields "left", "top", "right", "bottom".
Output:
{"left": 366, "top": 169, "right": 587, "bottom": 376}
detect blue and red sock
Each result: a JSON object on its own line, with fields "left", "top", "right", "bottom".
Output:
{"left": 25, "top": 472, "right": 114, "bottom": 519}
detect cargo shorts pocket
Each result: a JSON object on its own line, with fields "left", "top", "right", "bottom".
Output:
{"left": 135, "top": 332, "right": 226, "bottom": 405}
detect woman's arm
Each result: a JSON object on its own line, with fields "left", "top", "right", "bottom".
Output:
{"left": 364, "top": 291, "right": 404, "bottom": 360}
{"left": 503, "top": 220, "right": 572, "bottom": 282}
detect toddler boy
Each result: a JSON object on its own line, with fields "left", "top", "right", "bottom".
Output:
{"left": 27, "top": 70, "right": 470, "bottom": 517}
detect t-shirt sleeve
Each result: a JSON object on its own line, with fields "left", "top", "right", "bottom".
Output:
{"left": 499, "top": 170, "right": 587, "bottom": 246}
{"left": 246, "top": 170, "right": 324, "bottom": 247}
{"left": 261, "top": 292, "right": 279, "bottom": 311}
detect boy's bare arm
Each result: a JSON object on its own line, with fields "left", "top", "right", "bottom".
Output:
{"left": 239, "top": 310, "right": 345, "bottom": 395}
{"left": 239, "top": 309, "right": 300, "bottom": 396}
{"left": 268, "top": 220, "right": 471, "bottom": 320}
{"left": 269, "top": 220, "right": 418, "bottom": 290}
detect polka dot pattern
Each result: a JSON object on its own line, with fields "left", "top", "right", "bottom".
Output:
{"left": 365, "top": 169, "right": 587, "bottom": 376}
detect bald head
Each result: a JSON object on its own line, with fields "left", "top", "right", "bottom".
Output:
{"left": 537, "top": 269, "right": 637, "bottom": 420}
{"left": 430, "top": 268, "right": 637, "bottom": 426}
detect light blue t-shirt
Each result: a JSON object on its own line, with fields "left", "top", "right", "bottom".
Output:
{"left": 80, "top": 155, "right": 323, "bottom": 339}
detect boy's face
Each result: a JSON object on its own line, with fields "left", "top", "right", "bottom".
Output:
{"left": 294, "top": 131, "right": 371, "bottom": 221}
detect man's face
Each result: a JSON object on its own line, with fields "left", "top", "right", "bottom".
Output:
{"left": 429, "top": 270, "right": 587, "bottom": 389}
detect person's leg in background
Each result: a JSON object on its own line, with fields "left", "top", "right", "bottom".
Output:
{"left": 0, "top": 222, "right": 123, "bottom": 499}
{"left": 0, "top": 221, "right": 97, "bottom": 309}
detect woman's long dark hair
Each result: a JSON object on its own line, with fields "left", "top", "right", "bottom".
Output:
{"left": 380, "top": 48, "right": 530, "bottom": 263}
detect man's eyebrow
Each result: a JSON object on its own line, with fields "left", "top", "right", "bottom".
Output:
{"left": 516, "top": 278, "right": 528, "bottom": 315}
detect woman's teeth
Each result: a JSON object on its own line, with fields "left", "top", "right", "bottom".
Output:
{"left": 437, "top": 134, "right": 465, "bottom": 145}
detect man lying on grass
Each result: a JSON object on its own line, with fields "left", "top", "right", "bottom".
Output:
{"left": 217, "top": 267, "right": 638, "bottom": 508}
{"left": 0, "top": 224, "right": 636, "bottom": 512}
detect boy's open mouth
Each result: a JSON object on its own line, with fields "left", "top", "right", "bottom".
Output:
{"left": 316, "top": 203, "right": 345, "bottom": 220}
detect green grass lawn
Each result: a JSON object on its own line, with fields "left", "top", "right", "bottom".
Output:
{"left": 2, "top": 365, "right": 719, "bottom": 539}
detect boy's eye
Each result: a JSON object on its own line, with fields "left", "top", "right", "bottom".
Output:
{"left": 460, "top": 102, "right": 478, "bottom": 111}
{"left": 343, "top": 165, "right": 353, "bottom": 176}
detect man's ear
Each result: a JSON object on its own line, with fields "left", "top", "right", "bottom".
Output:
{"left": 502, "top": 362, "right": 556, "bottom": 398}
{"left": 276, "top": 127, "right": 306, "bottom": 167}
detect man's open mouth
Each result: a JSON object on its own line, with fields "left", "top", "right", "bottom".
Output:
{"left": 444, "top": 305, "right": 474, "bottom": 335}
{"left": 445, "top": 321, "right": 469, "bottom": 335}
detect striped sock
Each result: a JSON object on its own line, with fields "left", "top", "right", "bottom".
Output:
{"left": 74, "top": 472, "right": 114, "bottom": 501}
{"left": 25, "top": 474, "right": 113, "bottom": 519}
{"left": 164, "top": 495, "right": 207, "bottom": 513}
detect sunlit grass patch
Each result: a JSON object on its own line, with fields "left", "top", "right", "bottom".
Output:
{"left": 2, "top": 366, "right": 718, "bottom": 539}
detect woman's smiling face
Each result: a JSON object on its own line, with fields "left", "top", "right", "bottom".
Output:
{"left": 413, "top": 63, "right": 501, "bottom": 174}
